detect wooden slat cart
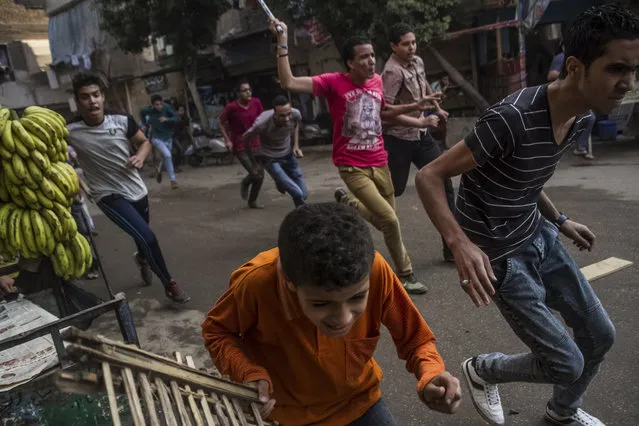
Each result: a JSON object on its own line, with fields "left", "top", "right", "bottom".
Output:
{"left": 56, "top": 327, "right": 277, "bottom": 426}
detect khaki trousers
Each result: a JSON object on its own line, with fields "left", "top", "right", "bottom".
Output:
{"left": 337, "top": 165, "right": 412, "bottom": 276}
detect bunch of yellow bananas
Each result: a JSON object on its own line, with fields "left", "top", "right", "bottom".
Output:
{"left": 0, "top": 105, "right": 92, "bottom": 279}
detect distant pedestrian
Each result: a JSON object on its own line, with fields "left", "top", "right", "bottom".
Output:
{"left": 547, "top": 42, "right": 594, "bottom": 160}
{"left": 141, "top": 95, "right": 180, "bottom": 189}
{"left": 243, "top": 95, "right": 308, "bottom": 208}
{"left": 219, "top": 80, "right": 265, "bottom": 208}
{"left": 546, "top": 42, "right": 565, "bottom": 83}
{"left": 172, "top": 104, "right": 192, "bottom": 172}
{"left": 430, "top": 74, "right": 454, "bottom": 99}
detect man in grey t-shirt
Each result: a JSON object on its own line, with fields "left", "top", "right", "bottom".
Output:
{"left": 67, "top": 73, "right": 190, "bottom": 304}
{"left": 243, "top": 95, "right": 308, "bottom": 207}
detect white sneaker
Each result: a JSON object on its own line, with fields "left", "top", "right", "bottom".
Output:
{"left": 545, "top": 404, "right": 605, "bottom": 426}
{"left": 462, "top": 358, "right": 504, "bottom": 425}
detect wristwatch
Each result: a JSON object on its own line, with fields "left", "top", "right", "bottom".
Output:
{"left": 554, "top": 213, "right": 569, "bottom": 228}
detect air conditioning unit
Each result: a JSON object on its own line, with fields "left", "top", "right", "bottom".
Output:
{"left": 46, "top": 68, "right": 59, "bottom": 89}
{"left": 0, "top": 45, "right": 14, "bottom": 83}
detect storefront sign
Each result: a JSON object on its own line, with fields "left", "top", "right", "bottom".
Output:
{"left": 144, "top": 75, "right": 167, "bottom": 93}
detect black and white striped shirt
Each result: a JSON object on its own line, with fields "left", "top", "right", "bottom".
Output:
{"left": 457, "top": 85, "right": 595, "bottom": 261}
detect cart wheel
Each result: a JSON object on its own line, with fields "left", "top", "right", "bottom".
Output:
{"left": 188, "top": 155, "right": 203, "bottom": 167}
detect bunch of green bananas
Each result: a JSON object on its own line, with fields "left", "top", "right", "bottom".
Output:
{"left": 0, "top": 105, "right": 92, "bottom": 279}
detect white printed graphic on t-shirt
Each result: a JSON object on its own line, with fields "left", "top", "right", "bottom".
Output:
{"left": 341, "top": 89, "right": 382, "bottom": 151}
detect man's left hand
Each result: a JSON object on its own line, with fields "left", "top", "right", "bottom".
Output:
{"left": 420, "top": 372, "right": 462, "bottom": 414}
{"left": 417, "top": 115, "right": 440, "bottom": 129}
{"left": 159, "top": 117, "right": 168, "bottom": 123}
{"left": 416, "top": 93, "right": 442, "bottom": 110}
{"left": 559, "top": 220, "right": 596, "bottom": 251}
{"left": 126, "top": 154, "right": 145, "bottom": 169}
{"left": 293, "top": 148, "right": 304, "bottom": 158}
{"left": 437, "top": 108, "right": 449, "bottom": 121}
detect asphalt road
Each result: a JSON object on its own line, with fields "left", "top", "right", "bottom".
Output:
{"left": 83, "top": 140, "right": 639, "bottom": 425}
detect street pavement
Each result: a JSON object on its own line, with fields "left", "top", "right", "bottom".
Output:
{"left": 83, "top": 140, "right": 639, "bottom": 425}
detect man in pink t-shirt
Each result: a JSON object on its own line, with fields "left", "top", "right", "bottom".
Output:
{"left": 219, "top": 80, "right": 265, "bottom": 208}
{"left": 269, "top": 19, "right": 440, "bottom": 294}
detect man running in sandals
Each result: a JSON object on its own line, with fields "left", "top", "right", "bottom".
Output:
{"left": 269, "top": 18, "right": 440, "bottom": 294}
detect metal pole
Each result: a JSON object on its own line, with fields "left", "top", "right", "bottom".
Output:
{"left": 257, "top": 0, "right": 283, "bottom": 33}
{"left": 124, "top": 80, "right": 134, "bottom": 116}
{"left": 517, "top": 0, "right": 528, "bottom": 89}
{"left": 80, "top": 212, "right": 115, "bottom": 299}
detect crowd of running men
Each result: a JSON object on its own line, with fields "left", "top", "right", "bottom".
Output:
{"left": 65, "top": 5, "right": 638, "bottom": 425}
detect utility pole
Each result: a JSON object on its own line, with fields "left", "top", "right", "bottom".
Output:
{"left": 517, "top": 0, "right": 528, "bottom": 89}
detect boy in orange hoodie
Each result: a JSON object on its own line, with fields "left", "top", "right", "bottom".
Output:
{"left": 202, "top": 203, "right": 461, "bottom": 425}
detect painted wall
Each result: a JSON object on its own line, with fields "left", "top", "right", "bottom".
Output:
{"left": 1, "top": 57, "right": 67, "bottom": 109}
{"left": 108, "top": 71, "right": 187, "bottom": 120}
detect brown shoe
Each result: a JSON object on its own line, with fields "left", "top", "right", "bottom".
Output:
{"left": 165, "top": 281, "right": 191, "bottom": 304}
{"left": 170, "top": 180, "right": 178, "bottom": 190}
{"left": 400, "top": 274, "right": 429, "bottom": 295}
{"left": 334, "top": 188, "right": 348, "bottom": 203}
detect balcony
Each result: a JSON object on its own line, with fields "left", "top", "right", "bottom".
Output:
{"left": 217, "top": 6, "right": 270, "bottom": 45}
{"left": 44, "top": 0, "right": 83, "bottom": 16}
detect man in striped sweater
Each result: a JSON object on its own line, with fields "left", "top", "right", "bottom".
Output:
{"left": 415, "top": 5, "right": 638, "bottom": 426}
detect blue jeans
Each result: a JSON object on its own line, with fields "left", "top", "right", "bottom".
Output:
{"left": 347, "top": 399, "right": 396, "bottom": 426}
{"left": 576, "top": 131, "right": 590, "bottom": 152}
{"left": 98, "top": 194, "right": 173, "bottom": 287}
{"left": 262, "top": 154, "right": 308, "bottom": 207}
{"left": 152, "top": 137, "right": 176, "bottom": 181}
{"left": 476, "top": 220, "right": 615, "bottom": 416}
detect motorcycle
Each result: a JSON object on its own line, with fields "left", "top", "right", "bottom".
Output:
{"left": 299, "top": 122, "right": 331, "bottom": 144}
{"left": 184, "top": 123, "right": 233, "bottom": 167}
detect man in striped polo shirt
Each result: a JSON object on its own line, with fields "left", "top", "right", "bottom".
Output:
{"left": 415, "top": 5, "right": 639, "bottom": 426}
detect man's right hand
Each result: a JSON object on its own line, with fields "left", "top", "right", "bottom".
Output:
{"left": 436, "top": 108, "right": 450, "bottom": 121}
{"left": 450, "top": 238, "right": 497, "bottom": 307}
{"left": 424, "top": 115, "right": 440, "bottom": 128}
{"left": 0, "top": 276, "right": 17, "bottom": 297}
{"left": 421, "top": 372, "right": 462, "bottom": 414}
{"left": 269, "top": 18, "right": 288, "bottom": 43}
{"left": 224, "top": 139, "right": 233, "bottom": 152}
{"left": 246, "top": 380, "right": 276, "bottom": 420}
{"left": 126, "top": 154, "right": 145, "bottom": 169}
